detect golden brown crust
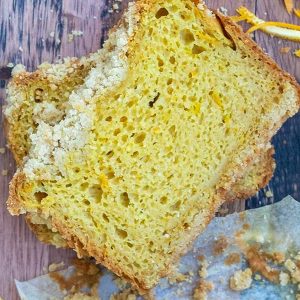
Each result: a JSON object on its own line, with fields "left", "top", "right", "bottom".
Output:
{"left": 225, "top": 147, "right": 275, "bottom": 202}
{"left": 216, "top": 13, "right": 300, "bottom": 105}
{"left": 6, "top": 3, "right": 300, "bottom": 293}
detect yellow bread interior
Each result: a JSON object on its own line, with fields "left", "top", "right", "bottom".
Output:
{"left": 6, "top": 33, "right": 275, "bottom": 248}
{"left": 7, "top": 0, "right": 299, "bottom": 290}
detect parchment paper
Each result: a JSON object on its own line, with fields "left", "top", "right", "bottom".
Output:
{"left": 15, "top": 196, "right": 300, "bottom": 299}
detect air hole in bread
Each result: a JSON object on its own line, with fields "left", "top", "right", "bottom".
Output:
{"left": 180, "top": 29, "right": 194, "bottom": 44}
{"left": 155, "top": 7, "right": 169, "bottom": 19}
{"left": 105, "top": 116, "right": 112, "bottom": 122}
{"left": 80, "top": 182, "right": 89, "bottom": 191}
{"left": 114, "top": 128, "right": 121, "bottom": 136}
{"left": 160, "top": 196, "right": 168, "bottom": 204}
{"left": 106, "top": 150, "right": 114, "bottom": 158}
{"left": 169, "top": 56, "right": 176, "bottom": 64}
{"left": 83, "top": 199, "right": 90, "bottom": 205}
{"left": 169, "top": 125, "right": 176, "bottom": 137}
{"left": 192, "top": 44, "right": 205, "bottom": 54}
{"left": 134, "top": 133, "right": 146, "bottom": 143}
{"left": 120, "top": 192, "right": 130, "bottom": 207}
{"left": 102, "top": 213, "right": 109, "bottom": 222}
{"left": 116, "top": 228, "right": 128, "bottom": 239}
{"left": 34, "top": 191, "right": 48, "bottom": 202}
{"left": 89, "top": 185, "right": 103, "bottom": 203}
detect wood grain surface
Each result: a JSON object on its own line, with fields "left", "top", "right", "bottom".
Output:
{"left": 0, "top": 0, "right": 299, "bottom": 299}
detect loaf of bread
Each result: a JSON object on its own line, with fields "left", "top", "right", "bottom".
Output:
{"left": 6, "top": 33, "right": 275, "bottom": 248}
{"left": 6, "top": 0, "right": 299, "bottom": 292}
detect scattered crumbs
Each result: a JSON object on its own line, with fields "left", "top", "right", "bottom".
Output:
{"left": 265, "top": 190, "right": 274, "bottom": 198}
{"left": 254, "top": 274, "right": 262, "bottom": 281}
{"left": 50, "top": 258, "right": 101, "bottom": 297}
{"left": 218, "top": 6, "right": 228, "bottom": 16}
{"left": 294, "top": 252, "right": 300, "bottom": 261}
{"left": 113, "top": 277, "right": 129, "bottom": 290}
{"left": 198, "top": 259, "right": 209, "bottom": 279}
{"left": 245, "top": 245, "right": 280, "bottom": 283}
{"left": 168, "top": 271, "right": 188, "bottom": 284}
{"left": 68, "top": 30, "right": 84, "bottom": 42}
{"left": 280, "top": 47, "right": 291, "bottom": 54}
{"left": 242, "top": 223, "right": 251, "bottom": 231}
{"left": 108, "top": 9, "right": 114, "bottom": 13}
{"left": 197, "top": 254, "right": 205, "bottom": 262}
{"left": 50, "top": 9, "right": 54, "bottom": 13}
{"left": 110, "top": 289, "right": 136, "bottom": 300}
{"left": 2, "top": 170, "right": 8, "bottom": 176}
{"left": 93, "top": 16, "right": 97, "bottom": 19}
{"left": 49, "top": 31, "right": 55, "bottom": 38}
{"left": 239, "top": 211, "right": 246, "bottom": 222}
{"left": 294, "top": 50, "right": 300, "bottom": 58}
{"left": 72, "top": 30, "right": 83, "bottom": 37}
{"left": 0, "top": 148, "right": 5, "bottom": 154}
{"left": 212, "top": 235, "right": 228, "bottom": 256}
{"left": 48, "top": 261, "right": 65, "bottom": 272}
{"left": 284, "top": 259, "right": 300, "bottom": 283}
{"left": 229, "top": 268, "right": 252, "bottom": 291}
{"left": 6, "top": 63, "right": 14, "bottom": 68}
{"left": 193, "top": 280, "right": 213, "bottom": 300}
{"left": 113, "top": 3, "right": 119, "bottom": 10}
{"left": 224, "top": 253, "right": 241, "bottom": 266}
{"left": 280, "top": 271, "right": 290, "bottom": 286}
{"left": 217, "top": 207, "right": 229, "bottom": 215}
{"left": 56, "top": 38, "right": 61, "bottom": 45}
{"left": 18, "top": 46, "right": 23, "bottom": 52}
{"left": 264, "top": 251, "right": 285, "bottom": 264}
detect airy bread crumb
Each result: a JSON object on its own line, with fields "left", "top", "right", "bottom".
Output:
{"left": 229, "top": 268, "right": 253, "bottom": 291}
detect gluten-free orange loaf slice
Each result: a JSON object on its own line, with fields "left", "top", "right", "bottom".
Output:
{"left": 6, "top": 0, "right": 299, "bottom": 291}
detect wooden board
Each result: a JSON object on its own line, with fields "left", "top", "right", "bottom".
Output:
{"left": 0, "top": 0, "right": 299, "bottom": 298}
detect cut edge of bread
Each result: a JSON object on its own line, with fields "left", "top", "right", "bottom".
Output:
{"left": 6, "top": 1, "right": 300, "bottom": 292}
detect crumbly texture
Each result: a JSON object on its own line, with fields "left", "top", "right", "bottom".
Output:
{"left": 229, "top": 268, "right": 253, "bottom": 291}
{"left": 193, "top": 280, "right": 213, "bottom": 300}
{"left": 48, "top": 261, "right": 65, "bottom": 272}
{"left": 198, "top": 259, "right": 209, "bottom": 279}
{"left": 110, "top": 289, "right": 137, "bottom": 300}
{"left": 279, "top": 271, "right": 290, "bottom": 286}
{"left": 6, "top": 0, "right": 300, "bottom": 292}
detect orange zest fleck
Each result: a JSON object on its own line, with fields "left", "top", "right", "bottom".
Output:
{"left": 284, "top": 0, "right": 294, "bottom": 14}
{"left": 294, "top": 9, "right": 300, "bottom": 18}
{"left": 295, "top": 49, "right": 300, "bottom": 57}
{"left": 247, "top": 21, "right": 300, "bottom": 34}
{"left": 235, "top": 6, "right": 300, "bottom": 41}
{"left": 229, "top": 15, "right": 248, "bottom": 22}
{"left": 280, "top": 47, "right": 291, "bottom": 54}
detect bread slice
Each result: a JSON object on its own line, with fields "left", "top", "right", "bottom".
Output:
{"left": 6, "top": 37, "right": 275, "bottom": 247}
{"left": 6, "top": 0, "right": 299, "bottom": 291}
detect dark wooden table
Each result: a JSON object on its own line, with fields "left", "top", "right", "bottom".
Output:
{"left": 0, "top": 0, "right": 299, "bottom": 299}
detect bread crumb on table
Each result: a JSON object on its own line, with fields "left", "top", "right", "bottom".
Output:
{"left": 0, "top": 148, "right": 5, "bottom": 154}
{"left": 229, "top": 268, "right": 253, "bottom": 291}
{"left": 212, "top": 235, "right": 228, "bottom": 256}
{"left": 279, "top": 271, "right": 290, "bottom": 286}
{"left": 198, "top": 258, "right": 209, "bottom": 279}
{"left": 224, "top": 253, "right": 241, "bottom": 266}
{"left": 193, "top": 280, "right": 214, "bottom": 300}
{"left": 2, "top": 170, "right": 8, "bottom": 176}
{"left": 280, "top": 47, "right": 291, "bottom": 54}
{"left": 48, "top": 261, "right": 65, "bottom": 272}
